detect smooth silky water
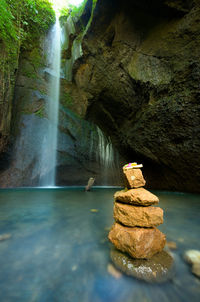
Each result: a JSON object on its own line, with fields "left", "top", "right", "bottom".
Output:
{"left": 40, "top": 15, "right": 61, "bottom": 186}
{"left": 0, "top": 189, "right": 200, "bottom": 301}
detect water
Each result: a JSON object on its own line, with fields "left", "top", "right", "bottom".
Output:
{"left": 0, "top": 189, "right": 200, "bottom": 301}
{"left": 88, "top": 125, "right": 122, "bottom": 185}
{"left": 40, "top": 16, "right": 61, "bottom": 186}
{"left": 96, "top": 127, "right": 115, "bottom": 168}
{"left": 94, "top": 127, "right": 121, "bottom": 184}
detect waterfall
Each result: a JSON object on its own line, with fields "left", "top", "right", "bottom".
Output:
{"left": 96, "top": 127, "right": 115, "bottom": 169}
{"left": 89, "top": 126, "right": 121, "bottom": 185}
{"left": 40, "top": 15, "right": 61, "bottom": 186}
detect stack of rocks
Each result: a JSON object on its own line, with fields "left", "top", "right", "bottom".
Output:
{"left": 108, "top": 163, "right": 166, "bottom": 259}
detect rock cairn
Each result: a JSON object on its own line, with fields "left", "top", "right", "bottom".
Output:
{"left": 108, "top": 163, "right": 166, "bottom": 259}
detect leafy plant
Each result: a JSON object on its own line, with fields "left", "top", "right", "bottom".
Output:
{"left": 59, "top": 0, "right": 88, "bottom": 19}
{"left": 0, "top": 0, "right": 18, "bottom": 49}
{"left": 0, "top": 0, "right": 55, "bottom": 52}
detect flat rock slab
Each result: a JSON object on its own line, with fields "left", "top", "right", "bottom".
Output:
{"left": 108, "top": 222, "right": 166, "bottom": 259}
{"left": 114, "top": 188, "right": 159, "bottom": 206}
{"left": 114, "top": 202, "right": 163, "bottom": 227}
{"left": 123, "top": 168, "right": 146, "bottom": 188}
{"left": 110, "top": 248, "right": 174, "bottom": 283}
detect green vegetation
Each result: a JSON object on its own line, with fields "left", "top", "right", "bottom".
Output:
{"left": 35, "top": 105, "right": 45, "bottom": 118}
{"left": 61, "top": 91, "right": 73, "bottom": 107}
{"left": 0, "top": 0, "right": 55, "bottom": 109}
{"left": 60, "top": 0, "right": 97, "bottom": 21}
{"left": 59, "top": 0, "right": 88, "bottom": 19}
{"left": 0, "top": 0, "right": 55, "bottom": 52}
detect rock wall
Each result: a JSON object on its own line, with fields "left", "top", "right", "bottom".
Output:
{"left": 0, "top": 42, "right": 19, "bottom": 172}
{"left": 72, "top": 0, "right": 200, "bottom": 192}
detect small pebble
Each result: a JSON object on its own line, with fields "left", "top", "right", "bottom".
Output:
{"left": 166, "top": 241, "right": 177, "bottom": 250}
{"left": 71, "top": 265, "right": 78, "bottom": 272}
{"left": 184, "top": 250, "right": 200, "bottom": 279}
{"left": 184, "top": 250, "right": 200, "bottom": 265}
{"left": 0, "top": 233, "right": 12, "bottom": 241}
{"left": 107, "top": 263, "right": 122, "bottom": 279}
{"left": 90, "top": 209, "right": 99, "bottom": 213}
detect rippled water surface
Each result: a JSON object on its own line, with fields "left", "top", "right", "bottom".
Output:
{"left": 0, "top": 188, "right": 200, "bottom": 302}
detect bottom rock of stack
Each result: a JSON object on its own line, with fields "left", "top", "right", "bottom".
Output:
{"left": 110, "top": 248, "right": 174, "bottom": 283}
{"left": 108, "top": 222, "right": 166, "bottom": 259}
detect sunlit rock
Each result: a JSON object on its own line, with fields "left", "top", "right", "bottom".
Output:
{"left": 114, "top": 202, "right": 163, "bottom": 227}
{"left": 108, "top": 223, "right": 166, "bottom": 259}
{"left": 114, "top": 188, "right": 159, "bottom": 206}
{"left": 123, "top": 167, "right": 146, "bottom": 188}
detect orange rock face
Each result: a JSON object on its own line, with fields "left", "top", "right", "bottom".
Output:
{"left": 108, "top": 223, "right": 166, "bottom": 259}
{"left": 123, "top": 168, "right": 146, "bottom": 188}
{"left": 114, "top": 188, "right": 159, "bottom": 206}
{"left": 114, "top": 202, "right": 163, "bottom": 227}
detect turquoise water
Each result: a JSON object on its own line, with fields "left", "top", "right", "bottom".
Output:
{"left": 0, "top": 188, "right": 200, "bottom": 302}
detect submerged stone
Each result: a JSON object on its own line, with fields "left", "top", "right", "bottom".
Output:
{"left": 107, "top": 263, "right": 122, "bottom": 279}
{"left": 184, "top": 250, "right": 200, "bottom": 265}
{"left": 110, "top": 248, "right": 174, "bottom": 283}
{"left": 114, "top": 202, "right": 163, "bottom": 227}
{"left": 108, "top": 223, "right": 166, "bottom": 259}
{"left": 114, "top": 188, "right": 159, "bottom": 206}
{"left": 0, "top": 233, "right": 12, "bottom": 241}
{"left": 123, "top": 167, "right": 146, "bottom": 188}
{"left": 192, "top": 263, "right": 200, "bottom": 278}
{"left": 184, "top": 250, "right": 200, "bottom": 278}
{"left": 166, "top": 241, "right": 177, "bottom": 250}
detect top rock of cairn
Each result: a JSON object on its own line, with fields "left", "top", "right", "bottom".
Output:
{"left": 123, "top": 162, "right": 146, "bottom": 189}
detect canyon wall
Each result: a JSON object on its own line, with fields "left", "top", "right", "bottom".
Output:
{"left": 72, "top": 0, "right": 200, "bottom": 192}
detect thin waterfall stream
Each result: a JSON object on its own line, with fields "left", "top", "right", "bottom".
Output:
{"left": 40, "top": 15, "right": 61, "bottom": 186}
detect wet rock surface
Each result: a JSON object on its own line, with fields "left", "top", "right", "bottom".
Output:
{"left": 108, "top": 222, "right": 166, "bottom": 259}
{"left": 110, "top": 248, "right": 174, "bottom": 283}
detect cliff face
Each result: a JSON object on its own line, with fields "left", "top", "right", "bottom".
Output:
{"left": 0, "top": 43, "right": 19, "bottom": 171}
{"left": 72, "top": 0, "right": 200, "bottom": 192}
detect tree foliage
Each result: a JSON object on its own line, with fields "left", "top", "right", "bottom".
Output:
{"left": 0, "top": 0, "right": 55, "bottom": 52}
{"left": 59, "top": 0, "right": 88, "bottom": 19}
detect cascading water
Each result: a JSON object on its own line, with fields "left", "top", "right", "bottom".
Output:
{"left": 88, "top": 126, "right": 121, "bottom": 185}
{"left": 96, "top": 127, "right": 114, "bottom": 170}
{"left": 40, "top": 15, "right": 61, "bottom": 186}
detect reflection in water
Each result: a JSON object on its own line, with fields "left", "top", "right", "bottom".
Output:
{"left": 0, "top": 189, "right": 200, "bottom": 301}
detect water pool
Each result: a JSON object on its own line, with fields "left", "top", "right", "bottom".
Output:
{"left": 0, "top": 188, "right": 200, "bottom": 302}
